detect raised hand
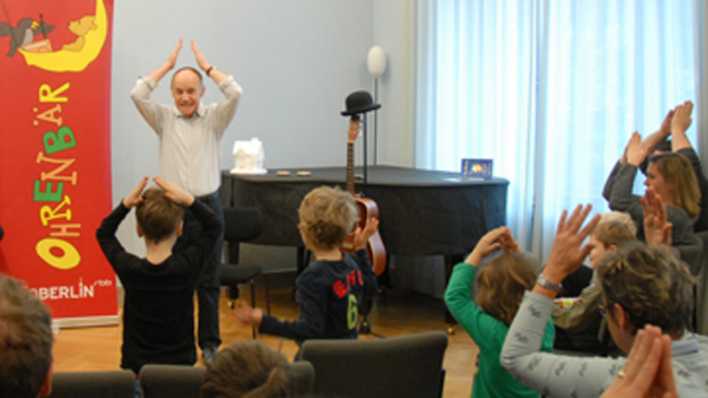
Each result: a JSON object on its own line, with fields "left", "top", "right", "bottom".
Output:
{"left": 122, "top": 177, "right": 149, "bottom": 208}
{"left": 544, "top": 205, "right": 601, "bottom": 282}
{"left": 153, "top": 177, "right": 194, "bottom": 206}
{"left": 671, "top": 100, "right": 693, "bottom": 136}
{"left": 641, "top": 188, "right": 672, "bottom": 246}
{"left": 465, "top": 226, "right": 513, "bottom": 266}
{"left": 659, "top": 109, "right": 675, "bottom": 136}
{"left": 166, "top": 38, "right": 183, "bottom": 70}
{"left": 499, "top": 229, "right": 520, "bottom": 253}
{"left": 191, "top": 40, "right": 210, "bottom": 71}
{"left": 352, "top": 217, "right": 379, "bottom": 250}
{"left": 625, "top": 131, "right": 649, "bottom": 166}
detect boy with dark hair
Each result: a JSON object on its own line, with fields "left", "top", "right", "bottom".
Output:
{"left": 234, "top": 186, "right": 378, "bottom": 344}
{"left": 96, "top": 176, "right": 223, "bottom": 374}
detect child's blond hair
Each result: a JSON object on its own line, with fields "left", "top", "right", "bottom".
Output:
{"left": 593, "top": 212, "right": 636, "bottom": 247}
{"left": 298, "top": 186, "right": 358, "bottom": 250}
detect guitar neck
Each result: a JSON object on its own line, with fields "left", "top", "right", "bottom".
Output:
{"left": 346, "top": 142, "right": 355, "bottom": 194}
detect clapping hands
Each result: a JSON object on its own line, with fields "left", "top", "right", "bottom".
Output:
{"left": 670, "top": 101, "right": 693, "bottom": 136}
{"left": 122, "top": 177, "right": 194, "bottom": 208}
{"left": 162, "top": 39, "right": 212, "bottom": 73}
{"left": 601, "top": 325, "right": 677, "bottom": 398}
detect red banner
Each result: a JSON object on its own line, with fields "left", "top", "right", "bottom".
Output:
{"left": 0, "top": 0, "right": 117, "bottom": 325}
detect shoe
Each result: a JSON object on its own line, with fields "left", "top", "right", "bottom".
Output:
{"left": 202, "top": 346, "right": 218, "bottom": 366}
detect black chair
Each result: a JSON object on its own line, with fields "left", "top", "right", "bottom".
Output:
{"left": 301, "top": 332, "right": 448, "bottom": 398}
{"left": 139, "top": 364, "right": 205, "bottom": 398}
{"left": 219, "top": 207, "right": 270, "bottom": 338}
{"left": 287, "top": 361, "right": 316, "bottom": 395}
{"left": 695, "top": 231, "right": 708, "bottom": 334}
{"left": 49, "top": 370, "right": 135, "bottom": 398}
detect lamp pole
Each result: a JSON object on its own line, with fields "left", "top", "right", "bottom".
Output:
{"left": 373, "top": 78, "right": 379, "bottom": 165}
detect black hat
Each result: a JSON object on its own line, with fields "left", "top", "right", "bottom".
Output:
{"left": 341, "top": 90, "right": 381, "bottom": 116}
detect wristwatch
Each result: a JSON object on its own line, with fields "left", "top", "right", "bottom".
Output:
{"left": 536, "top": 274, "right": 563, "bottom": 293}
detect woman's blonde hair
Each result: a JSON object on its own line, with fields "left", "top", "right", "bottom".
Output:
{"left": 298, "top": 186, "right": 358, "bottom": 250}
{"left": 596, "top": 242, "right": 695, "bottom": 335}
{"left": 649, "top": 153, "right": 701, "bottom": 218}
{"left": 475, "top": 252, "right": 537, "bottom": 325}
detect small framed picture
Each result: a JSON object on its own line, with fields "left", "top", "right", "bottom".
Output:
{"left": 461, "top": 158, "right": 493, "bottom": 179}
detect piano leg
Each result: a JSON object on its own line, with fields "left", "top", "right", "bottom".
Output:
{"left": 444, "top": 254, "right": 464, "bottom": 333}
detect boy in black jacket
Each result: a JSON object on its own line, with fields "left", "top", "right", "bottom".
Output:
{"left": 96, "top": 176, "right": 223, "bottom": 373}
{"left": 235, "top": 186, "right": 378, "bottom": 342}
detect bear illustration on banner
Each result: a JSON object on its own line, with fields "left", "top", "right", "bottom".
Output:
{"left": 0, "top": 0, "right": 107, "bottom": 72}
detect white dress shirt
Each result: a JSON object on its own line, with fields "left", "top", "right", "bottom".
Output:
{"left": 130, "top": 75, "right": 242, "bottom": 196}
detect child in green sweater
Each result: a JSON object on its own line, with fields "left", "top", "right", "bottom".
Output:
{"left": 444, "top": 227, "right": 555, "bottom": 398}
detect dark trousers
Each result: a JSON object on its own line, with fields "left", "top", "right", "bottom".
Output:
{"left": 176, "top": 190, "right": 224, "bottom": 350}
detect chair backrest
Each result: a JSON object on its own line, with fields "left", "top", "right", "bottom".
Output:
{"left": 676, "top": 233, "right": 704, "bottom": 276}
{"left": 139, "top": 364, "right": 205, "bottom": 398}
{"left": 224, "top": 207, "right": 262, "bottom": 243}
{"left": 287, "top": 360, "right": 316, "bottom": 396}
{"left": 49, "top": 370, "right": 135, "bottom": 398}
{"left": 223, "top": 207, "right": 263, "bottom": 263}
{"left": 301, "top": 332, "right": 448, "bottom": 398}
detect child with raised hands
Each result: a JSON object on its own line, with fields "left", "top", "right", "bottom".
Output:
{"left": 444, "top": 226, "right": 555, "bottom": 398}
{"left": 96, "top": 176, "right": 223, "bottom": 374}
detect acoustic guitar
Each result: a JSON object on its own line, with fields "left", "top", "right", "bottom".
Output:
{"left": 341, "top": 117, "right": 387, "bottom": 275}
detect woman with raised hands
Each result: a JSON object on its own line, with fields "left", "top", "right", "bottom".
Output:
{"left": 602, "top": 128, "right": 700, "bottom": 247}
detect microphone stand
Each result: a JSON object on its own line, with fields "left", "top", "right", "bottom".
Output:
{"left": 362, "top": 114, "right": 368, "bottom": 192}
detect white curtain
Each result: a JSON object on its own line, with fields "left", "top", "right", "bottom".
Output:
{"left": 416, "top": 0, "right": 698, "bottom": 258}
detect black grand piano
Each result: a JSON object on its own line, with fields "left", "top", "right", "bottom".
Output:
{"left": 220, "top": 165, "right": 508, "bottom": 276}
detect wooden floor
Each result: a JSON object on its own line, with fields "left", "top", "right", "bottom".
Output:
{"left": 53, "top": 284, "right": 478, "bottom": 397}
